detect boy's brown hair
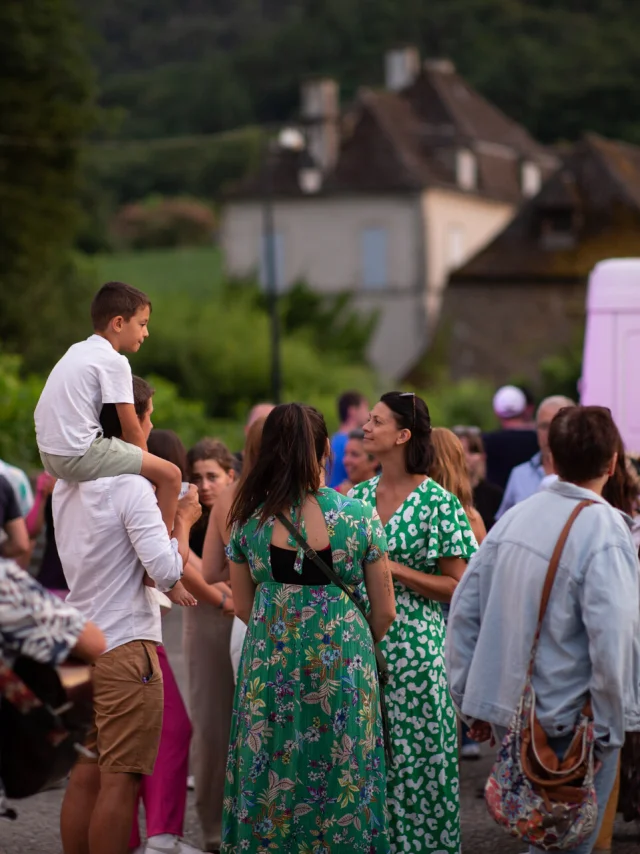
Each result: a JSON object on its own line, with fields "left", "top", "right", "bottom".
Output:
{"left": 91, "top": 281, "right": 152, "bottom": 331}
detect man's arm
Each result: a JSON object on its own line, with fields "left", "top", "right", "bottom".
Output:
{"left": 0, "top": 477, "right": 30, "bottom": 565}
{"left": 114, "top": 478, "right": 185, "bottom": 591}
{"left": 445, "top": 550, "right": 485, "bottom": 721}
{"left": 0, "top": 560, "right": 105, "bottom": 665}
{"left": 2, "top": 517, "right": 30, "bottom": 563}
{"left": 580, "top": 543, "right": 640, "bottom": 748}
{"left": 114, "top": 403, "right": 148, "bottom": 451}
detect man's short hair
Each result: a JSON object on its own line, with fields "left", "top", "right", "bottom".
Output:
{"left": 91, "top": 282, "right": 152, "bottom": 331}
{"left": 100, "top": 376, "right": 155, "bottom": 439}
{"left": 338, "top": 391, "right": 366, "bottom": 423}
{"left": 549, "top": 406, "right": 620, "bottom": 483}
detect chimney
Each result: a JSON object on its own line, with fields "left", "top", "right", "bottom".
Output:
{"left": 385, "top": 46, "right": 420, "bottom": 91}
{"left": 300, "top": 78, "right": 340, "bottom": 173}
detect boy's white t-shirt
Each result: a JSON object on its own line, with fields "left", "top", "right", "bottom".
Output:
{"left": 35, "top": 334, "right": 134, "bottom": 457}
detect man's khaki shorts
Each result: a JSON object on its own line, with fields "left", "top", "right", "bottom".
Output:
{"left": 79, "top": 640, "right": 164, "bottom": 775}
{"left": 40, "top": 436, "right": 143, "bottom": 482}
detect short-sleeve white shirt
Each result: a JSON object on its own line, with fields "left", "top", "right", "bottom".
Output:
{"left": 35, "top": 335, "right": 134, "bottom": 456}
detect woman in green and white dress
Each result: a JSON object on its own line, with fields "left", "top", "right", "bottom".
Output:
{"left": 351, "top": 392, "right": 478, "bottom": 854}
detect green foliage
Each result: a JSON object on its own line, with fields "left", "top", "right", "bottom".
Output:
{"left": 0, "top": 0, "right": 96, "bottom": 366}
{"left": 130, "top": 281, "right": 379, "bottom": 422}
{"left": 85, "top": 127, "right": 264, "bottom": 208}
{"left": 146, "top": 375, "right": 243, "bottom": 452}
{"left": 539, "top": 337, "right": 583, "bottom": 402}
{"left": 420, "top": 377, "right": 497, "bottom": 432}
{"left": 94, "top": 246, "right": 225, "bottom": 301}
{"left": 276, "top": 281, "right": 378, "bottom": 365}
{"left": 84, "top": 1, "right": 640, "bottom": 146}
{"left": 0, "top": 353, "right": 43, "bottom": 470}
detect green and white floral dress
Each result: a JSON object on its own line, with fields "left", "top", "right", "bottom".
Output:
{"left": 350, "top": 476, "right": 478, "bottom": 854}
{"left": 222, "top": 487, "right": 391, "bottom": 853}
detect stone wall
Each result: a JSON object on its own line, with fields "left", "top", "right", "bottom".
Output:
{"left": 440, "top": 279, "right": 586, "bottom": 383}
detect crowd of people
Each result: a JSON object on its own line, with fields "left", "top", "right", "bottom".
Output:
{"left": 0, "top": 281, "right": 639, "bottom": 854}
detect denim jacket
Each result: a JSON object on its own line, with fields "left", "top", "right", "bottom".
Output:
{"left": 446, "top": 480, "right": 640, "bottom": 749}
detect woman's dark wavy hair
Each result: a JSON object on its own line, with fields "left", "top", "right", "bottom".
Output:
{"left": 147, "top": 429, "right": 188, "bottom": 479}
{"left": 229, "top": 403, "right": 328, "bottom": 526}
{"left": 602, "top": 435, "right": 639, "bottom": 515}
{"left": 380, "top": 391, "right": 433, "bottom": 474}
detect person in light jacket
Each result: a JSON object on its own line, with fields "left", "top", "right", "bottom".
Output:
{"left": 446, "top": 405, "right": 640, "bottom": 854}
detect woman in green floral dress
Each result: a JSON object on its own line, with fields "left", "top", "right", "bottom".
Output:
{"left": 222, "top": 403, "right": 397, "bottom": 854}
{"left": 351, "top": 392, "right": 478, "bottom": 854}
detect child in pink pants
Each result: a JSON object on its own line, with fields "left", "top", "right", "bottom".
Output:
{"left": 129, "top": 645, "right": 195, "bottom": 854}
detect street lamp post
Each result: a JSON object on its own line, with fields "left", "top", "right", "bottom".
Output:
{"left": 261, "top": 128, "right": 320, "bottom": 406}
{"left": 262, "top": 139, "right": 282, "bottom": 405}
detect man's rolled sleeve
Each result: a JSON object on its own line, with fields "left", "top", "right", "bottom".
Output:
{"left": 114, "top": 479, "right": 183, "bottom": 592}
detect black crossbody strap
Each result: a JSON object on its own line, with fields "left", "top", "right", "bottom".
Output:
{"left": 275, "top": 512, "right": 394, "bottom": 768}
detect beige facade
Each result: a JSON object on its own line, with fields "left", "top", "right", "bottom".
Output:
{"left": 222, "top": 195, "right": 426, "bottom": 379}
{"left": 222, "top": 189, "right": 516, "bottom": 379}
{"left": 421, "top": 189, "right": 514, "bottom": 322}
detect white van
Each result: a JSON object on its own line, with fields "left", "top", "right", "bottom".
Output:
{"left": 580, "top": 258, "right": 640, "bottom": 453}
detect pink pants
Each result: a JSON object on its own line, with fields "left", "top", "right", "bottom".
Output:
{"left": 129, "top": 645, "right": 192, "bottom": 849}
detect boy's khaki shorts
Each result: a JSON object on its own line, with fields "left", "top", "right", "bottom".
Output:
{"left": 79, "top": 640, "right": 164, "bottom": 775}
{"left": 40, "top": 436, "right": 143, "bottom": 481}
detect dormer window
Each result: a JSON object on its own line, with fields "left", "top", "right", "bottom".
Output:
{"left": 539, "top": 207, "right": 576, "bottom": 250}
{"left": 521, "top": 161, "right": 542, "bottom": 198}
{"left": 456, "top": 148, "right": 477, "bottom": 191}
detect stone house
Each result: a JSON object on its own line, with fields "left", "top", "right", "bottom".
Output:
{"left": 440, "top": 133, "right": 640, "bottom": 385}
{"left": 221, "top": 48, "right": 555, "bottom": 380}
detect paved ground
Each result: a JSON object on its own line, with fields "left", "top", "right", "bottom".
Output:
{"left": 2, "top": 610, "right": 638, "bottom": 853}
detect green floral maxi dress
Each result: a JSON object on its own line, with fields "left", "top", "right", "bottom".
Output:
{"left": 350, "top": 477, "right": 478, "bottom": 854}
{"left": 222, "top": 488, "right": 391, "bottom": 853}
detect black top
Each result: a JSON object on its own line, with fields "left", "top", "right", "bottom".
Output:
{"left": 189, "top": 522, "right": 207, "bottom": 559}
{"left": 0, "top": 475, "right": 20, "bottom": 527}
{"left": 472, "top": 479, "right": 504, "bottom": 532}
{"left": 482, "top": 429, "right": 539, "bottom": 490}
{"left": 270, "top": 544, "right": 333, "bottom": 585}
{"left": 37, "top": 495, "right": 67, "bottom": 591}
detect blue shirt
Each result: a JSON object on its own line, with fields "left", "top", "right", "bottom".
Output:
{"left": 328, "top": 432, "right": 348, "bottom": 488}
{"left": 495, "top": 451, "right": 545, "bottom": 519}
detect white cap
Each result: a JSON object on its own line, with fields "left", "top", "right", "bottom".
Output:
{"left": 493, "top": 385, "right": 527, "bottom": 419}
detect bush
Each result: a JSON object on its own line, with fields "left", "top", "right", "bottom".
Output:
{"left": 110, "top": 196, "right": 217, "bottom": 250}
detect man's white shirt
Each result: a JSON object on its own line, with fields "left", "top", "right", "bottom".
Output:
{"left": 53, "top": 474, "right": 182, "bottom": 652}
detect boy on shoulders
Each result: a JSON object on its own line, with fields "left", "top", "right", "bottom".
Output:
{"left": 34, "top": 281, "right": 181, "bottom": 531}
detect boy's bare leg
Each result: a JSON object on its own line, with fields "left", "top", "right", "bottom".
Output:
{"left": 88, "top": 771, "right": 141, "bottom": 854}
{"left": 140, "top": 452, "right": 182, "bottom": 533}
{"left": 61, "top": 763, "right": 101, "bottom": 854}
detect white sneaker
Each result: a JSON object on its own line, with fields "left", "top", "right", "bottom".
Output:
{"left": 187, "top": 774, "right": 195, "bottom": 790}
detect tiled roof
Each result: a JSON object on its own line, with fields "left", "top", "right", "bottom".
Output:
{"left": 228, "top": 60, "right": 556, "bottom": 202}
{"left": 449, "top": 134, "right": 640, "bottom": 283}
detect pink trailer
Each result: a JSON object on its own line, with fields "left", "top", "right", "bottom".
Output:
{"left": 581, "top": 258, "right": 640, "bottom": 453}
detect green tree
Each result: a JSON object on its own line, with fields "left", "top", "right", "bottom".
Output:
{"left": 0, "top": 0, "right": 95, "bottom": 368}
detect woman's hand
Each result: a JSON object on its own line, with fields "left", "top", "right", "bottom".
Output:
{"left": 468, "top": 720, "right": 494, "bottom": 745}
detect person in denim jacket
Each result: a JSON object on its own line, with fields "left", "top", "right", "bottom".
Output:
{"left": 446, "top": 406, "right": 640, "bottom": 854}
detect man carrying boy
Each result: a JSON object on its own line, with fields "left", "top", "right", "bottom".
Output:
{"left": 35, "top": 281, "right": 181, "bottom": 530}
{"left": 55, "top": 377, "right": 201, "bottom": 854}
